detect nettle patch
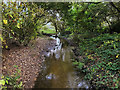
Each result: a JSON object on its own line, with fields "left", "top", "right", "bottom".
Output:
{"left": 75, "top": 33, "right": 120, "bottom": 88}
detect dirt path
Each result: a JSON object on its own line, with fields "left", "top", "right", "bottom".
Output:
{"left": 2, "top": 37, "right": 56, "bottom": 88}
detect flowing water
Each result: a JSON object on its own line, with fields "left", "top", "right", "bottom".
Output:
{"left": 34, "top": 36, "right": 91, "bottom": 89}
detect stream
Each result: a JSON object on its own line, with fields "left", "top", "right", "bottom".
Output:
{"left": 34, "top": 36, "right": 91, "bottom": 89}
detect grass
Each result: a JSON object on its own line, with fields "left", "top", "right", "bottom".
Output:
{"left": 40, "top": 29, "right": 56, "bottom": 34}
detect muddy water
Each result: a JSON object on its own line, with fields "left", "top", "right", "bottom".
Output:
{"left": 34, "top": 36, "right": 90, "bottom": 89}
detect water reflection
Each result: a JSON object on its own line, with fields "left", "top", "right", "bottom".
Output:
{"left": 78, "top": 81, "right": 89, "bottom": 89}
{"left": 46, "top": 73, "right": 56, "bottom": 80}
{"left": 34, "top": 36, "right": 90, "bottom": 88}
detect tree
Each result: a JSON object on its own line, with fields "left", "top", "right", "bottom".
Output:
{"left": 2, "top": 2, "right": 45, "bottom": 47}
{"left": 35, "top": 2, "right": 71, "bottom": 33}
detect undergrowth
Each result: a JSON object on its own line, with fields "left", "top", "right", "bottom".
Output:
{"left": 73, "top": 33, "right": 120, "bottom": 89}
{"left": 0, "top": 65, "right": 23, "bottom": 90}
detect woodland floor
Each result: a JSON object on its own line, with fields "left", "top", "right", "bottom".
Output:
{"left": 2, "top": 37, "right": 56, "bottom": 88}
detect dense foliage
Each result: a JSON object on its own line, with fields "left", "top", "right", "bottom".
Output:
{"left": 73, "top": 33, "right": 120, "bottom": 88}
{"left": 1, "top": 1, "right": 120, "bottom": 89}
{"left": 2, "top": 2, "right": 44, "bottom": 47}
{"left": 35, "top": 2, "right": 71, "bottom": 33}
{"left": 59, "top": 2, "right": 120, "bottom": 89}
{"left": 2, "top": 2, "right": 120, "bottom": 47}
{"left": 64, "top": 2, "right": 120, "bottom": 34}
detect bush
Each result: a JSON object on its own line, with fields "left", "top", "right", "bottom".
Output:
{"left": 2, "top": 2, "right": 44, "bottom": 47}
{"left": 74, "top": 33, "right": 120, "bottom": 89}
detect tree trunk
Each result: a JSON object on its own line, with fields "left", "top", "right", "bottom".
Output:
{"left": 54, "top": 22, "right": 57, "bottom": 32}
{"left": 109, "top": 2, "right": 120, "bottom": 13}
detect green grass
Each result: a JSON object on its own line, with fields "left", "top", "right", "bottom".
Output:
{"left": 40, "top": 29, "right": 56, "bottom": 34}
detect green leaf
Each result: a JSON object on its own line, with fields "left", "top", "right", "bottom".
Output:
{"left": 73, "top": 61, "right": 79, "bottom": 65}
{"left": 6, "top": 80, "right": 8, "bottom": 84}
{"left": 17, "top": 23, "right": 20, "bottom": 28}
{"left": 10, "top": 15, "right": 13, "bottom": 18}
{"left": 1, "top": 76, "right": 4, "bottom": 79}
{"left": 15, "top": 75, "right": 20, "bottom": 80}
{"left": 88, "top": 17, "right": 92, "bottom": 20}
{"left": 85, "top": 11, "right": 88, "bottom": 14}
{"left": 19, "top": 81, "right": 22, "bottom": 87}
{"left": 6, "top": 77, "right": 10, "bottom": 80}
{"left": 78, "top": 62, "right": 84, "bottom": 69}
{"left": 10, "top": 36, "right": 13, "bottom": 39}
{"left": 18, "top": 69, "right": 21, "bottom": 73}
{"left": 0, "top": 80, "right": 5, "bottom": 85}
{"left": 0, "top": 36, "right": 3, "bottom": 42}
{"left": 3, "top": 20, "right": 7, "bottom": 24}
{"left": 5, "top": 45, "right": 8, "bottom": 49}
{"left": 14, "top": 65, "right": 18, "bottom": 68}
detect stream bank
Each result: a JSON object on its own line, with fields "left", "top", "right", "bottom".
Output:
{"left": 33, "top": 36, "right": 91, "bottom": 89}
{"left": 2, "top": 35, "right": 92, "bottom": 89}
{"left": 2, "top": 37, "right": 56, "bottom": 88}
{"left": 62, "top": 33, "right": 120, "bottom": 89}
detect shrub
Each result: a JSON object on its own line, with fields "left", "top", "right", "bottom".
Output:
{"left": 74, "top": 33, "right": 120, "bottom": 89}
{"left": 2, "top": 2, "right": 44, "bottom": 47}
